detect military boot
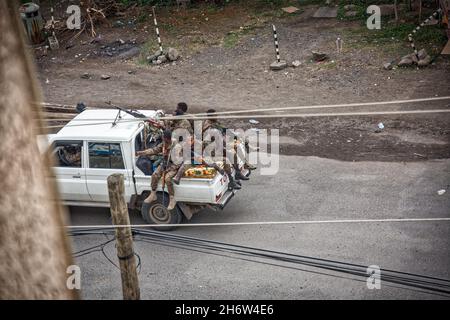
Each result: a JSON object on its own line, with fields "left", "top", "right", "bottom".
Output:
{"left": 235, "top": 169, "right": 249, "bottom": 181}
{"left": 244, "top": 162, "right": 257, "bottom": 171}
{"left": 173, "top": 165, "right": 185, "bottom": 185}
{"left": 144, "top": 190, "right": 157, "bottom": 203}
{"left": 167, "top": 195, "right": 177, "bottom": 210}
{"left": 228, "top": 174, "right": 241, "bottom": 190}
{"left": 210, "top": 163, "right": 225, "bottom": 175}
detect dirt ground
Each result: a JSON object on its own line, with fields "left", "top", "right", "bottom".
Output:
{"left": 34, "top": 1, "right": 450, "bottom": 162}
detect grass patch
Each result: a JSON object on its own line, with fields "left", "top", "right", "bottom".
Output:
{"left": 319, "top": 60, "right": 337, "bottom": 69}
{"left": 137, "top": 12, "right": 148, "bottom": 23}
{"left": 355, "top": 23, "right": 446, "bottom": 45}
{"left": 137, "top": 39, "right": 156, "bottom": 65}
{"left": 223, "top": 32, "right": 240, "bottom": 48}
{"left": 344, "top": 22, "right": 447, "bottom": 58}
{"left": 222, "top": 22, "right": 262, "bottom": 48}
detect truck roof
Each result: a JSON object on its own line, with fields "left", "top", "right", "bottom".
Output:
{"left": 54, "top": 109, "right": 158, "bottom": 141}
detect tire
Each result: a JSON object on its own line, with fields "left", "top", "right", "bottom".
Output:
{"left": 141, "top": 192, "right": 182, "bottom": 231}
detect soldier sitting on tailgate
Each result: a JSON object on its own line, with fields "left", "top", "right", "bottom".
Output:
{"left": 136, "top": 129, "right": 185, "bottom": 210}
{"left": 203, "top": 109, "right": 256, "bottom": 182}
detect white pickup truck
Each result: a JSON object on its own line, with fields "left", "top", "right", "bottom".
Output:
{"left": 41, "top": 108, "right": 248, "bottom": 228}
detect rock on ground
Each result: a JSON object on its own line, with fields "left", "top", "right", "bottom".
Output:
{"left": 383, "top": 62, "right": 393, "bottom": 70}
{"left": 417, "top": 49, "right": 428, "bottom": 61}
{"left": 167, "top": 47, "right": 180, "bottom": 61}
{"left": 147, "top": 49, "right": 163, "bottom": 62}
{"left": 270, "top": 60, "right": 288, "bottom": 70}
{"left": 398, "top": 50, "right": 431, "bottom": 67}
{"left": 292, "top": 60, "right": 301, "bottom": 68}
{"left": 398, "top": 56, "right": 414, "bottom": 66}
{"left": 418, "top": 55, "right": 432, "bottom": 67}
{"left": 157, "top": 55, "right": 168, "bottom": 63}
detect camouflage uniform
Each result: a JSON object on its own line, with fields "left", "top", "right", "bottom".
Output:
{"left": 202, "top": 118, "right": 253, "bottom": 182}
{"left": 201, "top": 119, "right": 240, "bottom": 188}
{"left": 202, "top": 119, "right": 223, "bottom": 133}
{"left": 202, "top": 119, "right": 235, "bottom": 167}
{"left": 170, "top": 118, "right": 195, "bottom": 183}
{"left": 138, "top": 141, "right": 185, "bottom": 196}
{"left": 173, "top": 118, "right": 193, "bottom": 135}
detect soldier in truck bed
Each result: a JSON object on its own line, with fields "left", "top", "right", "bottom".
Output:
{"left": 136, "top": 129, "right": 184, "bottom": 210}
{"left": 176, "top": 102, "right": 194, "bottom": 128}
{"left": 203, "top": 109, "right": 256, "bottom": 181}
{"left": 167, "top": 109, "right": 193, "bottom": 135}
{"left": 170, "top": 134, "right": 242, "bottom": 190}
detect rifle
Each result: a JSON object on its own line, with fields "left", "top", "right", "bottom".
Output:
{"left": 161, "top": 142, "right": 172, "bottom": 207}
{"left": 106, "top": 101, "right": 164, "bottom": 129}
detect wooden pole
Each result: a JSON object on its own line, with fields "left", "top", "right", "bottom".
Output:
{"left": 0, "top": 0, "right": 77, "bottom": 299}
{"left": 107, "top": 174, "right": 140, "bottom": 300}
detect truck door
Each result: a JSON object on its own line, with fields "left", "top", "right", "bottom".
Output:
{"left": 52, "top": 140, "right": 91, "bottom": 201}
{"left": 85, "top": 141, "right": 132, "bottom": 202}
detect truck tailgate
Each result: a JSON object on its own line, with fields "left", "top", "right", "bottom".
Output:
{"left": 135, "top": 173, "right": 230, "bottom": 204}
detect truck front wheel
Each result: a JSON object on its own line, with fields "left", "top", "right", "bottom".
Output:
{"left": 141, "top": 192, "right": 182, "bottom": 231}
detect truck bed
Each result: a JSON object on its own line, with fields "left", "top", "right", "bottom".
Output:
{"left": 134, "top": 169, "right": 245, "bottom": 205}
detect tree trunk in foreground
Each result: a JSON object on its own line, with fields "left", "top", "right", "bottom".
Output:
{"left": 0, "top": 0, "right": 78, "bottom": 299}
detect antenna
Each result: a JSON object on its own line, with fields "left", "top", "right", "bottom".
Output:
{"left": 106, "top": 101, "right": 122, "bottom": 127}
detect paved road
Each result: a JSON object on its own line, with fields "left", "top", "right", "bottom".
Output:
{"left": 69, "top": 155, "right": 450, "bottom": 299}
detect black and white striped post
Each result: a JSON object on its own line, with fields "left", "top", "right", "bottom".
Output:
{"left": 272, "top": 24, "right": 280, "bottom": 63}
{"left": 152, "top": 6, "right": 163, "bottom": 53}
{"left": 48, "top": 6, "right": 59, "bottom": 50}
{"left": 270, "top": 24, "right": 287, "bottom": 70}
{"left": 408, "top": 9, "right": 441, "bottom": 61}
{"left": 50, "top": 6, "right": 55, "bottom": 34}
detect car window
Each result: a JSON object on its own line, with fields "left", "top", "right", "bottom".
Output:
{"left": 52, "top": 141, "right": 83, "bottom": 168}
{"left": 88, "top": 142, "right": 125, "bottom": 169}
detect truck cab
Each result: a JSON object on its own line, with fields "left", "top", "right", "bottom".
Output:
{"left": 45, "top": 108, "right": 247, "bottom": 228}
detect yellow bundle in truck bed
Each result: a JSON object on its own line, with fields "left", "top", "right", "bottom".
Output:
{"left": 184, "top": 166, "right": 217, "bottom": 179}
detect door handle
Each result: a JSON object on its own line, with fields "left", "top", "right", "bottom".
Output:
{"left": 72, "top": 175, "right": 81, "bottom": 179}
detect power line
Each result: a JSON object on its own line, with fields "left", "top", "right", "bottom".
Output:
{"left": 168, "top": 95, "right": 450, "bottom": 117}
{"left": 133, "top": 236, "right": 448, "bottom": 298}
{"left": 133, "top": 229, "right": 450, "bottom": 292}
{"left": 71, "top": 232, "right": 141, "bottom": 273}
{"left": 40, "top": 108, "right": 450, "bottom": 130}
{"left": 68, "top": 228, "right": 450, "bottom": 296}
{"left": 160, "top": 109, "right": 450, "bottom": 121}
{"left": 38, "top": 96, "right": 450, "bottom": 117}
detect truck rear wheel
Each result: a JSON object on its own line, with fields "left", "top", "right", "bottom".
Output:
{"left": 141, "top": 192, "right": 182, "bottom": 231}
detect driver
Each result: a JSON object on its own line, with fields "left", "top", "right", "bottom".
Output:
{"left": 62, "top": 146, "right": 81, "bottom": 167}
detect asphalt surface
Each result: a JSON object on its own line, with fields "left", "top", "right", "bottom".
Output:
{"left": 68, "top": 155, "right": 450, "bottom": 299}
